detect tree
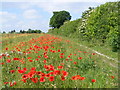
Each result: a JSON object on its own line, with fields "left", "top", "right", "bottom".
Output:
{"left": 49, "top": 10, "right": 71, "bottom": 28}
{"left": 3, "top": 31, "right": 6, "bottom": 33}
{"left": 9, "top": 30, "right": 16, "bottom": 33}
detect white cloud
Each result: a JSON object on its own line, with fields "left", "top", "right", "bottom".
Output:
{"left": 14, "top": 20, "right": 49, "bottom": 32}
{"left": 19, "top": 4, "right": 31, "bottom": 9}
{"left": 0, "top": 11, "right": 16, "bottom": 23}
{"left": 23, "top": 9, "right": 41, "bottom": 19}
{"left": 35, "top": 2, "right": 68, "bottom": 13}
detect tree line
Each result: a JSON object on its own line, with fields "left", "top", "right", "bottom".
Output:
{"left": 2, "top": 29, "right": 42, "bottom": 34}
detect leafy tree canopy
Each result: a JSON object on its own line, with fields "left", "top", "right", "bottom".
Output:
{"left": 49, "top": 10, "right": 71, "bottom": 28}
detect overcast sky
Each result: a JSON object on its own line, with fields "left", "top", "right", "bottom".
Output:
{"left": 0, "top": 0, "right": 118, "bottom": 33}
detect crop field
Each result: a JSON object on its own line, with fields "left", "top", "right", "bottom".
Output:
{"left": 0, "top": 33, "right": 118, "bottom": 88}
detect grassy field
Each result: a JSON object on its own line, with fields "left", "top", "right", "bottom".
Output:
{"left": 0, "top": 33, "right": 118, "bottom": 88}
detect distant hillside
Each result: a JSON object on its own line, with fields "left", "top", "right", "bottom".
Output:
{"left": 48, "top": 1, "right": 119, "bottom": 52}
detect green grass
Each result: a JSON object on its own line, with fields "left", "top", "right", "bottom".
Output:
{"left": 1, "top": 33, "right": 118, "bottom": 88}
{"left": 50, "top": 34, "right": 118, "bottom": 60}
{"left": 1, "top": 33, "right": 43, "bottom": 53}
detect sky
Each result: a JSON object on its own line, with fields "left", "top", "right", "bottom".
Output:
{"left": 0, "top": 0, "right": 118, "bottom": 33}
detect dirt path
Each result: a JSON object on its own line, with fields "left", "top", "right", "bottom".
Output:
{"left": 79, "top": 44, "right": 118, "bottom": 68}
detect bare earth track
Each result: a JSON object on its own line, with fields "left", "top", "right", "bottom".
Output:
{"left": 79, "top": 44, "right": 118, "bottom": 69}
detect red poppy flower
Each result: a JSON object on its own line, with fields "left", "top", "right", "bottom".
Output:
{"left": 2, "top": 54, "right": 6, "bottom": 57}
{"left": 79, "top": 77, "right": 85, "bottom": 80}
{"left": 35, "top": 51, "right": 38, "bottom": 53}
{"left": 74, "top": 54, "right": 77, "bottom": 56}
{"left": 10, "top": 70, "right": 15, "bottom": 73}
{"left": 74, "top": 62, "right": 77, "bottom": 64}
{"left": 53, "top": 70, "right": 61, "bottom": 75}
{"left": 52, "top": 50, "right": 56, "bottom": 53}
{"left": 40, "top": 77, "right": 45, "bottom": 82}
{"left": 27, "top": 57, "right": 32, "bottom": 59}
{"left": 61, "top": 76, "right": 65, "bottom": 81}
{"left": 0, "top": 56, "right": 2, "bottom": 59}
{"left": 68, "top": 55, "right": 71, "bottom": 58}
{"left": 49, "top": 76, "right": 54, "bottom": 81}
{"left": 61, "top": 71, "right": 68, "bottom": 77}
{"left": 7, "top": 55, "right": 10, "bottom": 58}
{"left": 91, "top": 79, "right": 96, "bottom": 82}
{"left": 13, "top": 58, "right": 20, "bottom": 60}
{"left": 36, "top": 71, "right": 42, "bottom": 75}
{"left": 36, "top": 58, "right": 39, "bottom": 61}
{"left": 111, "top": 76, "right": 115, "bottom": 79}
{"left": 44, "top": 55, "right": 48, "bottom": 59}
{"left": 71, "top": 76, "right": 77, "bottom": 80}
{"left": 4, "top": 82, "right": 9, "bottom": 84}
{"left": 66, "top": 59, "right": 68, "bottom": 61}
{"left": 45, "top": 73, "right": 50, "bottom": 77}
{"left": 22, "top": 79, "right": 27, "bottom": 83}
{"left": 43, "top": 60, "right": 47, "bottom": 63}
{"left": 17, "top": 67, "right": 21, "bottom": 69}
{"left": 38, "top": 56, "right": 41, "bottom": 58}
{"left": 30, "top": 77, "right": 38, "bottom": 83}
{"left": 28, "top": 73, "right": 35, "bottom": 78}
{"left": 58, "top": 66, "right": 63, "bottom": 69}
{"left": 51, "top": 47, "right": 54, "bottom": 48}
{"left": 10, "top": 81, "right": 16, "bottom": 87}
{"left": 49, "top": 72, "right": 54, "bottom": 75}
{"left": 71, "top": 75, "right": 81, "bottom": 80}
{"left": 9, "top": 82, "right": 13, "bottom": 87}
{"left": 58, "top": 49, "right": 61, "bottom": 52}
{"left": 31, "top": 67, "right": 36, "bottom": 71}
{"left": 60, "top": 63, "right": 64, "bottom": 65}
{"left": 78, "top": 57, "right": 82, "bottom": 60}
{"left": 60, "top": 53, "right": 64, "bottom": 55}
{"left": 13, "top": 81, "right": 16, "bottom": 85}
{"left": 0, "top": 63, "right": 4, "bottom": 65}
{"left": 92, "top": 53, "right": 96, "bottom": 55}
{"left": 23, "top": 68, "right": 27, "bottom": 71}
{"left": 60, "top": 56, "right": 64, "bottom": 58}
{"left": 78, "top": 51, "right": 82, "bottom": 53}
{"left": 22, "top": 74, "right": 28, "bottom": 79}
{"left": 29, "top": 60, "right": 33, "bottom": 62}
{"left": 6, "top": 48, "right": 8, "bottom": 50}
{"left": 18, "top": 70, "right": 25, "bottom": 74}
{"left": 41, "top": 73, "right": 46, "bottom": 77}
{"left": 6, "top": 59, "right": 11, "bottom": 63}
{"left": 44, "top": 65, "right": 48, "bottom": 69}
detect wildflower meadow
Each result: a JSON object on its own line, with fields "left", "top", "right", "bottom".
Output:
{"left": 0, "top": 33, "right": 118, "bottom": 88}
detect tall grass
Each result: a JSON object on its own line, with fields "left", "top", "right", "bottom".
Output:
{"left": 1, "top": 34, "right": 118, "bottom": 88}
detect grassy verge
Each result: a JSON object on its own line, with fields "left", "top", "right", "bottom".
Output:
{"left": 50, "top": 34, "right": 118, "bottom": 60}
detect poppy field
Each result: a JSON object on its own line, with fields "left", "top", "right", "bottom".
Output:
{"left": 0, "top": 33, "right": 118, "bottom": 88}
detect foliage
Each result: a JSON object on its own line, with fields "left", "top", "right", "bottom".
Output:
{"left": 48, "top": 19, "right": 81, "bottom": 38}
{"left": 49, "top": 10, "right": 71, "bottom": 28}
{"left": 9, "top": 30, "right": 16, "bottom": 33}
{"left": 84, "top": 2, "right": 119, "bottom": 51}
{"left": 49, "top": 2, "right": 119, "bottom": 52}
{"left": 20, "top": 29, "right": 42, "bottom": 33}
{"left": 2, "top": 31, "right": 6, "bottom": 33}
